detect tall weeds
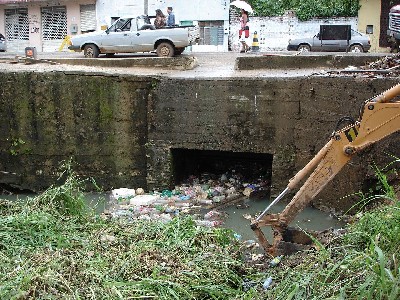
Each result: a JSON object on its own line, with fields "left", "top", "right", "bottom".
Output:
{"left": 0, "top": 161, "right": 255, "bottom": 299}
{"left": 265, "top": 158, "right": 400, "bottom": 299}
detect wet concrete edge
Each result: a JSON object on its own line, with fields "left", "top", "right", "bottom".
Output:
{"left": 235, "top": 54, "right": 388, "bottom": 70}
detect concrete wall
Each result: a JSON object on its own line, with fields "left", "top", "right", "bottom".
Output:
{"left": 147, "top": 77, "right": 400, "bottom": 212}
{"left": 0, "top": 72, "right": 151, "bottom": 190}
{"left": 96, "top": 0, "right": 229, "bottom": 26}
{"left": 230, "top": 14, "right": 358, "bottom": 52}
{"left": 1, "top": 70, "right": 399, "bottom": 213}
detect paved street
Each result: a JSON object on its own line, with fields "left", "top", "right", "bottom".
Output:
{"left": 0, "top": 50, "right": 389, "bottom": 79}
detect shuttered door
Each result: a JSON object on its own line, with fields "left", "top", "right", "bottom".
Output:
{"left": 80, "top": 4, "right": 96, "bottom": 33}
{"left": 198, "top": 21, "right": 224, "bottom": 45}
{"left": 5, "top": 8, "right": 29, "bottom": 53}
{"left": 41, "top": 6, "right": 67, "bottom": 52}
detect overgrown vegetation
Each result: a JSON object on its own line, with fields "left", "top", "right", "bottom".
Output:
{"left": 247, "top": 0, "right": 360, "bottom": 21}
{"left": 0, "top": 162, "right": 255, "bottom": 299}
{"left": 263, "top": 158, "right": 400, "bottom": 299}
{"left": 0, "top": 159, "right": 399, "bottom": 299}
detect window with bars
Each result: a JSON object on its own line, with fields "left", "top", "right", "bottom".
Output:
{"left": 5, "top": 8, "right": 29, "bottom": 41}
{"left": 198, "top": 21, "right": 224, "bottom": 46}
{"left": 41, "top": 6, "right": 67, "bottom": 40}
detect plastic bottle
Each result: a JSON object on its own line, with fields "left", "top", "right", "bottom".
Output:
{"left": 233, "top": 233, "right": 242, "bottom": 240}
{"left": 269, "top": 255, "right": 283, "bottom": 267}
{"left": 262, "top": 277, "right": 273, "bottom": 289}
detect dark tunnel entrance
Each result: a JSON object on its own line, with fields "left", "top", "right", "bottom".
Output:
{"left": 171, "top": 149, "right": 273, "bottom": 197}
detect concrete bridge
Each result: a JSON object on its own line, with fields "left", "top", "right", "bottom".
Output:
{"left": 0, "top": 52, "right": 398, "bottom": 213}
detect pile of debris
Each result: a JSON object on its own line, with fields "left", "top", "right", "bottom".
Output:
{"left": 367, "top": 53, "right": 400, "bottom": 70}
{"left": 329, "top": 53, "right": 400, "bottom": 77}
{"left": 103, "top": 171, "right": 270, "bottom": 227}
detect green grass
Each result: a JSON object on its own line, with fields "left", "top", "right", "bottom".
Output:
{"left": 1, "top": 159, "right": 399, "bottom": 299}
{"left": 0, "top": 207, "right": 252, "bottom": 299}
{"left": 0, "top": 162, "right": 255, "bottom": 299}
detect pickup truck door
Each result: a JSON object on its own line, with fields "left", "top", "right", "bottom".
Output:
{"left": 100, "top": 18, "right": 139, "bottom": 52}
{"left": 132, "top": 29, "right": 156, "bottom": 52}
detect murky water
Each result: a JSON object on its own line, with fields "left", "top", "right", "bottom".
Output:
{"left": 1, "top": 193, "right": 343, "bottom": 243}
{"left": 221, "top": 198, "right": 344, "bottom": 241}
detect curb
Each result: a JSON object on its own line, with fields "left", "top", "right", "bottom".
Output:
{"left": 46, "top": 56, "right": 199, "bottom": 70}
{"left": 235, "top": 53, "right": 388, "bottom": 70}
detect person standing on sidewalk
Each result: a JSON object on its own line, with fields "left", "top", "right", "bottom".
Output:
{"left": 239, "top": 9, "right": 250, "bottom": 53}
{"left": 166, "top": 7, "right": 175, "bottom": 27}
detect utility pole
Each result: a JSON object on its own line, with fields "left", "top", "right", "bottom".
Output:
{"left": 144, "top": 0, "right": 148, "bottom": 15}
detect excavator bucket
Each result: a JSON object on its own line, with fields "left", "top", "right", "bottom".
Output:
{"left": 251, "top": 220, "right": 316, "bottom": 256}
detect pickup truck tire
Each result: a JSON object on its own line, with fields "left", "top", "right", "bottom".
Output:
{"left": 84, "top": 44, "right": 100, "bottom": 58}
{"left": 349, "top": 44, "right": 364, "bottom": 53}
{"left": 156, "top": 42, "right": 174, "bottom": 57}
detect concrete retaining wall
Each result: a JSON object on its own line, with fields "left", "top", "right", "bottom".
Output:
{"left": 0, "top": 71, "right": 151, "bottom": 190}
{"left": 0, "top": 70, "right": 398, "bottom": 212}
{"left": 147, "top": 76, "right": 400, "bottom": 211}
{"left": 235, "top": 54, "right": 386, "bottom": 70}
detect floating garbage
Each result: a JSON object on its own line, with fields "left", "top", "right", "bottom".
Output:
{"left": 110, "top": 188, "right": 136, "bottom": 204}
{"left": 106, "top": 169, "right": 270, "bottom": 228}
{"left": 234, "top": 233, "right": 242, "bottom": 240}
{"left": 195, "top": 220, "right": 222, "bottom": 227}
{"left": 269, "top": 255, "right": 283, "bottom": 267}
{"left": 136, "top": 187, "right": 145, "bottom": 195}
{"left": 129, "top": 194, "right": 160, "bottom": 206}
{"left": 204, "top": 210, "right": 221, "bottom": 219}
{"left": 262, "top": 276, "right": 273, "bottom": 290}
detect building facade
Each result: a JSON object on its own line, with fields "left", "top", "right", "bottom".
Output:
{"left": 0, "top": 0, "right": 230, "bottom": 52}
{"left": 357, "top": 0, "right": 400, "bottom": 52}
{"left": 0, "top": 0, "right": 96, "bottom": 52}
{"left": 1, "top": 0, "right": 397, "bottom": 53}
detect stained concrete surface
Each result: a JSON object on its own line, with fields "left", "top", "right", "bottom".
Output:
{"left": 0, "top": 51, "right": 399, "bottom": 214}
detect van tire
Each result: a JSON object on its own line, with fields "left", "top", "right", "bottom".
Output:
{"left": 297, "top": 44, "right": 311, "bottom": 52}
{"left": 349, "top": 44, "right": 364, "bottom": 53}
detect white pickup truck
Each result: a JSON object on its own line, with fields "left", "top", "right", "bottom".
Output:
{"left": 68, "top": 15, "right": 199, "bottom": 58}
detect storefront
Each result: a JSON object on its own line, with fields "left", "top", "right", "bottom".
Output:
{"left": 0, "top": 0, "right": 95, "bottom": 52}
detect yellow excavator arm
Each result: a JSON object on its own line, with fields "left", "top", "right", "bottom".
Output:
{"left": 251, "top": 83, "right": 400, "bottom": 256}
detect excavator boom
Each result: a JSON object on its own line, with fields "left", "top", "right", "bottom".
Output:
{"left": 251, "top": 84, "right": 400, "bottom": 256}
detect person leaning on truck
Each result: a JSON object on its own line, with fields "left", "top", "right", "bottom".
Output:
{"left": 166, "top": 7, "right": 175, "bottom": 26}
{"left": 154, "top": 9, "right": 166, "bottom": 29}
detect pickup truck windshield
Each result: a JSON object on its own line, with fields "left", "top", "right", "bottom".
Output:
{"left": 108, "top": 18, "right": 132, "bottom": 32}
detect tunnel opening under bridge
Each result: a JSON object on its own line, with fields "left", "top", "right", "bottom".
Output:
{"left": 170, "top": 149, "right": 273, "bottom": 198}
